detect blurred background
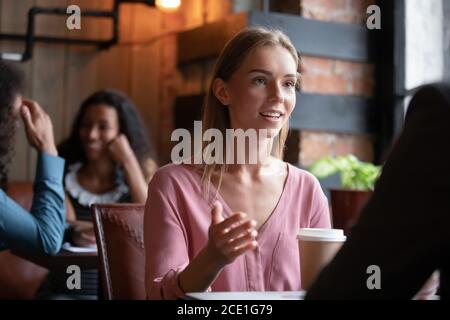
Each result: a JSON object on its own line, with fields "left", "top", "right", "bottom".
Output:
{"left": 0, "top": 0, "right": 449, "bottom": 181}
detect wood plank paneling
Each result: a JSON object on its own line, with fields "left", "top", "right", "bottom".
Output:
{"left": 206, "top": 0, "right": 232, "bottom": 23}
{"left": 29, "top": 0, "right": 69, "bottom": 177}
{"left": 1, "top": 0, "right": 242, "bottom": 169}
{"left": 0, "top": 0, "right": 35, "bottom": 181}
{"left": 97, "top": 2, "right": 132, "bottom": 93}
{"left": 180, "top": 0, "right": 205, "bottom": 29}
{"left": 179, "top": 64, "right": 203, "bottom": 96}
{"left": 129, "top": 4, "right": 162, "bottom": 156}
{"left": 177, "top": 12, "right": 248, "bottom": 65}
{"left": 64, "top": 0, "right": 105, "bottom": 139}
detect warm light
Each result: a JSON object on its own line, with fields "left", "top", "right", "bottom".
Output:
{"left": 155, "top": 0, "right": 181, "bottom": 11}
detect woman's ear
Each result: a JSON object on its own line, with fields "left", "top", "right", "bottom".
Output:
{"left": 212, "top": 78, "right": 231, "bottom": 106}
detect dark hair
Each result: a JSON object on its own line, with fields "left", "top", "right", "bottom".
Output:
{"left": 58, "top": 89, "right": 157, "bottom": 168}
{"left": 0, "top": 61, "right": 25, "bottom": 189}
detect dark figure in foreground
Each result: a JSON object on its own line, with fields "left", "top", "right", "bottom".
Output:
{"left": 306, "top": 82, "right": 450, "bottom": 299}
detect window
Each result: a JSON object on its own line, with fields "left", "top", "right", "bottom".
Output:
{"left": 403, "top": 0, "right": 450, "bottom": 114}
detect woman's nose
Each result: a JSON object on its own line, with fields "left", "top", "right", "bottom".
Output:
{"left": 87, "top": 127, "right": 99, "bottom": 140}
{"left": 268, "top": 83, "right": 285, "bottom": 103}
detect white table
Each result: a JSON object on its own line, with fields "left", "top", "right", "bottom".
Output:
{"left": 185, "top": 291, "right": 305, "bottom": 300}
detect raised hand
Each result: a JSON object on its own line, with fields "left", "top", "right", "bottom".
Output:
{"left": 206, "top": 201, "right": 258, "bottom": 268}
{"left": 178, "top": 202, "right": 259, "bottom": 293}
{"left": 108, "top": 134, "right": 135, "bottom": 166}
{"left": 20, "top": 99, "right": 57, "bottom": 156}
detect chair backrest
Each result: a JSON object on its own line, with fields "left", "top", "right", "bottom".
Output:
{"left": 91, "top": 203, "right": 146, "bottom": 300}
{"left": 0, "top": 181, "right": 48, "bottom": 299}
{"left": 6, "top": 181, "right": 34, "bottom": 211}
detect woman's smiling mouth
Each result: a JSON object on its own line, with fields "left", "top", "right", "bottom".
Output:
{"left": 259, "top": 111, "right": 283, "bottom": 121}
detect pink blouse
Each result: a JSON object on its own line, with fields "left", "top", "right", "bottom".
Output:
{"left": 144, "top": 163, "right": 331, "bottom": 299}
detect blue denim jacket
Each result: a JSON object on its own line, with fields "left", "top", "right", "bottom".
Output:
{"left": 0, "top": 153, "right": 66, "bottom": 255}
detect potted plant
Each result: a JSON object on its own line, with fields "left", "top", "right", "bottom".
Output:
{"left": 308, "top": 154, "right": 382, "bottom": 235}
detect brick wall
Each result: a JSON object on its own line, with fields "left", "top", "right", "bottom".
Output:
{"left": 295, "top": 0, "right": 376, "bottom": 167}
{"left": 302, "top": 57, "right": 374, "bottom": 97}
{"left": 301, "top": 0, "right": 374, "bottom": 24}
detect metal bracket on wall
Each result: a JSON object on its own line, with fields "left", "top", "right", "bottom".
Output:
{"left": 0, "top": 0, "right": 156, "bottom": 62}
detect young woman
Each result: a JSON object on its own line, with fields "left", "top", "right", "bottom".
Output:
{"left": 144, "top": 27, "right": 331, "bottom": 300}
{"left": 59, "top": 89, "right": 158, "bottom": 227}
{"left": 40, "top": 90, "right": 158, "bottom": 299}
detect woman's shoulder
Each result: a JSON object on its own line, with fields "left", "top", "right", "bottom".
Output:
{"left": 0, "top": 188, "right": 6, "bottom": 202}
{"left": 287, "top": 163, "right": 322, "bottom": 189}
{"left": 150, "top": 163, "right": 202, "bottom": 189}
{"left": 285, "top": 163, "right": 328, "bottom": 209}
{"left": 153, "top": 163, "right": 200, "bottom": 177}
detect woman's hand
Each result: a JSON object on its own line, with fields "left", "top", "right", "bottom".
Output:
{"left": 178, "top": 202, "right": 258, "bottom": 293}
{"left": 206, "top": 201, "right": 258, "bottom": 268}
{"left": 108, "top": 134, "right": 135, "bottom": 166}
{"left": 20, "top": 99, "right": 58, "bottom": 156}
{"left": 109, "top": 133, "right": 148, "bottom": 203}
{"left": 70, "top": 221, "right": 96, "bottom": 247}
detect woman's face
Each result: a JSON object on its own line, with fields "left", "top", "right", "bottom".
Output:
{"left": 217, "top": 45, "right": 298, "bottom": 138}
{"left": 79, "top": 104, "right": 120, "bottom": 160}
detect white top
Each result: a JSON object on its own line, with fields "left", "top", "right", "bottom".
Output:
{"left": 64, "top": 162, "right": 129, "bottom": 207}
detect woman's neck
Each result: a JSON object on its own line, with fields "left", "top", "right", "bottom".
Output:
{"left": 226, "top": 135, "right": 276, "bottom": 177}
{"left": 81, "top": 158, "right": 116, "bottom": 180}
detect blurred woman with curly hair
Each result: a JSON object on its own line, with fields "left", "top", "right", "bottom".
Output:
{"left": 0, "top": 60, "right": 65, "bottom": 255}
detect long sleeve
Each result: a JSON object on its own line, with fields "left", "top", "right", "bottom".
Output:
{"left": 306, "top": 83, "right": 450, "bottom": 299}
{"left": 0, "top": 153, "right": 65, "bottom": 255}
{"left": 144, "top": 170, "right": 190, "bottom": 300}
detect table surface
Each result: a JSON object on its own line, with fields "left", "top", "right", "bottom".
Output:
{"left": 13, "top": 249, "right": 99, "bottom": 270}
{"left": 185, "top": 291, "right": 305, "bottom": 300}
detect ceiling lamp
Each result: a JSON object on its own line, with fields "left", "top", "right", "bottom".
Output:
{"left": 155, "top": 0, "right": 181, "bottom": 12}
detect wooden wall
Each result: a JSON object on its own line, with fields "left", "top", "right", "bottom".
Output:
{"left": 0, "top": 0, "right": 232, "bottom": 181}
{"left": 1, "top": 0, "right": 377, "bottom": 181}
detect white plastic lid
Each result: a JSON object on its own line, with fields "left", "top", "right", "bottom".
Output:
{"left": 297, "top": 228, "right": 346, "bottom": 242}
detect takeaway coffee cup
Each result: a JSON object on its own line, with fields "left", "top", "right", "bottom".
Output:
{"left": 297, "top": 228, "right": 346, "bottom": 290}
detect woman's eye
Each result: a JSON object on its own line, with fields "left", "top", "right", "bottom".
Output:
{"left": 253, "top": 78, "right": 266, "bottom": 85}
{"left": 284, "top": 81, "right": 296, "bottom": 88}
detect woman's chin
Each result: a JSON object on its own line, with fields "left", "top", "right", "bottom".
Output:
{"left": 256, "top": 127, "right": 282, "bottom": 138}
{"left": 84, "top": 150, "right": 104, "bottom": 161}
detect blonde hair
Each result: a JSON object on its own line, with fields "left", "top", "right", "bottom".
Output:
{"left": 200, "top": 27, "right": 301, "bottom": 197}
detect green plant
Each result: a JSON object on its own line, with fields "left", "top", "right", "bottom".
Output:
{"left": 308, "top": 154, "right": 382, "bottom": 190}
